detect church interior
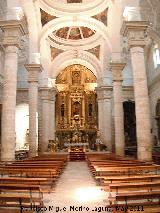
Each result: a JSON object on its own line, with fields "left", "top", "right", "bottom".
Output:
{"left": 0, "top": 0, "right": 160, "bottom": 212}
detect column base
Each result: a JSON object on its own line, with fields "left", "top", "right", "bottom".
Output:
{"left": 28, "top": 151, "right": 38, "bottom": 158}
{"left": 115, "top": 148, "right": 125, "bottom": 157}
{"left": 1, "top": 149, "right": 15, "bottom": 161}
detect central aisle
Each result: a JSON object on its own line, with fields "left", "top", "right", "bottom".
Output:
{"left": 44, "top": 161, "right": 109, "bottom": 213}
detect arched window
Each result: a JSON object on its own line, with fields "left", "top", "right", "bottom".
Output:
{"left": 153, "top": 43, "right": 160, "bottom": 68}
{"left": 67, "top": 0, "right": 82, "bottom": 3}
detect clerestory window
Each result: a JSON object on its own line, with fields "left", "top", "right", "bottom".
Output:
{"left": 153, "top": 43, "right": 160, "bottom": 69}
{"left": 67, "top": 0, "right": 82, "bottom": 3}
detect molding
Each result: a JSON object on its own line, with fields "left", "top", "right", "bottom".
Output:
{"left": 121, "top": 21, "right": 149, "bottom": 37}
{"left": 121, "top": 21, "right": 149, "bottom": 48}
{"left": 25, "top": 64, "right": 42, "bottom": 82}
{"left": 39, "top": 0, "right": 109, "bottom": 17}
{"left": 110, "top": 62, "right": 126, "bottom": 81}
{"left": 0, "top": 20, "right": 25, "bottom": 48}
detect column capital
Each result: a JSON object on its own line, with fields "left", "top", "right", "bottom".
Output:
{"left": 40, "top": 87, "right": 50, "bottom": 100}
{"left": 95, "top": 86, "right": 112, "bottom": 100}
{"left": 0, "top": 20, "right": 25, "bottom": 48}
{"left": 25, "top": 64, "right": 42, "bottom": 82}
{"left": 110, "top": 62, "right": 126, "bottom": 81}
{"left": 40, "top": 87, "right": 57, "bottom": 101}
{"left": 121, "top": 21, "right": 149, "bottom": 48}
{"left": 50, "top": 87, "right": 57, "bottom": 101}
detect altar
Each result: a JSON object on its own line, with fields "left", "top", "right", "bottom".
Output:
{"left": 55, "top": 64, "right": 98, "bottom": 150}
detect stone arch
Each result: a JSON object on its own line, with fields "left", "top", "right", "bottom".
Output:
{"left": 49, "top": 50, "right": 102, "bottom": 79}
{"left": 40, "top": 17, "right": 112, "bottom": 51}
{"left": 21, "top": 0, "right": 39, "bottom": 62}
{"left": 39, "top": 0, "right": 109, "bottom": 17}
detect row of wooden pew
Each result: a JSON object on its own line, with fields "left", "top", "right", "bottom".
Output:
{"left": 0, "top": 153, "right": 68, "bottom": 213}
{"left": 86, "top": 153, "right": 160, "bottom": 213}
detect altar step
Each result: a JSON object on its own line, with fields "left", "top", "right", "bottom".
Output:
{"left": 69, "top": 149, "right": 85, "bottom": 161}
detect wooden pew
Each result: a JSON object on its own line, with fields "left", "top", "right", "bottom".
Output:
{"left": 87, "top": 153, "right": 160, "bottom": 213}
{"left": 0, "top": 183, "right": 43, "bottom": 196}
{"left": 108, "top": 190, "right": 160, "bottom": 205}
{"left": 98, "top": 174, "right": 160, "bottom": 185}
{"left": 0, "top": 153, "right": 68, "bottom": 213}
{"left": 0, "top": 167, "right": 60, "bottom": 175}
{"left": 0, "top": 177, "right": 53, "bottom": 191}
{"left": 105, "top": 181, "right": 160, "bottom": 194}
{"left": 0, "top": 194, "right": 43, "bottom": 213}
{"left": 129, "top": 206, "right": 160, "bottom": 213}
{"left": 94, "top": 165, "right": 160, "bottom": 176}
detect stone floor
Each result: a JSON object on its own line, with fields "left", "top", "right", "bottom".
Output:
{"left": 43, "top": 161, "right": 110, "bottom": 213}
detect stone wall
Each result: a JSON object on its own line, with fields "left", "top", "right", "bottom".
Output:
{"left": 140, "top": 0, "right": 160, "bottom": 33}
{"left": 139, "top": 0, "right": 160, "bottom": 145}
{"left": 0, "top": 0, "right": 6, "bottom": 20}
{"left": 149, "top": 78, "right": 160, "bottom": 143}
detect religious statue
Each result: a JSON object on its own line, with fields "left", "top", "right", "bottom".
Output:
{"left": 24, "top": 129, "right": 29, "bottom": 149}
{"left": 48, "top": 140, "right": 58, "bottom": 152}
{"left": 95, "top": 130, "right": 102, "bottom": 151}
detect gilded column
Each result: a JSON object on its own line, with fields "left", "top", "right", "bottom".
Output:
{"left": 49, "top": 88, "right": 56, "bottom": 141}
{"left": 111, "top": 63, "right": 126, "bottom": 156}
{"left": 121, "top": 21, "right": 152, "bottom": 161}
{"left": 25, "top": 64, "right": 42, "bottom": 157}
{"left": 0, "top": 20, "right": 24, "bottom": 161}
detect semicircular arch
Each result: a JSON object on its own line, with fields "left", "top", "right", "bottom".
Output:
{"left": 50, "top": 50, "right": 102, "bottom": 79}
{"left": 40, "top": 17, "right": 112, "bottom": 51}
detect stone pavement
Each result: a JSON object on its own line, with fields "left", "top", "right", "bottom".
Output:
{"left": 43, "top": 161, "right": 110, "bottom": 213}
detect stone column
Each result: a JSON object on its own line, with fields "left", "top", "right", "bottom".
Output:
{"left": 103, "top": 97, "right": 112, "bottom": 151}
{"left": 25, "top": 64, "right": 42, "bottom": 157}
{"left": 96, "top": 86, "right": 112, "bottom": 151}
{"left": 121, "top": 21, "right": 152, "bottom": 161}
{"left": 40, "top": 88, "right": 50, "bottom": 153}
{"left": 111, "top": 63, "right": 126, "bottom": 156}
{"left": 0, "top": 20, "right": 24, "bottom": 161}
{"left": 49, "top": 88, "right": 56, "bottom": 141}
{"left": 97, "top": 97, "right": 104, "bottom": 141}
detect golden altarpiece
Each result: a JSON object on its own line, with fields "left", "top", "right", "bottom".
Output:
{"left": 55, "top": 64, "right": 98, "bottom": 149}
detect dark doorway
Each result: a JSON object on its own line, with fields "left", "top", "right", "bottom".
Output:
{"left": 0, "top": 104, "right": 2, "bottom": 150}
{"left": 123, "top": 101, "right": 137, "bottom": 156}
{"left": 156, "top": 99, "right": 160, "bottom": 144}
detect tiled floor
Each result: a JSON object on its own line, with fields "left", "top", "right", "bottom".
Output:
{"left": 43, "top": 161, "right": 109, "bottom": 213}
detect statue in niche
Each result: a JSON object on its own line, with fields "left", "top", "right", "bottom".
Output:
{"left": 72, "top": 71, "right": 81, "bottom": 85}
{"left": 24, "top": 129, "right": 29, "bottom": 149}
{"left": 73, "top": 101, "right": 81, "bottom": 116}
{"left": 61, "top": 104, "right": 65, "bottom": 117}
{"left": 88, "top": 103, "right": 93, "bottom": 117}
